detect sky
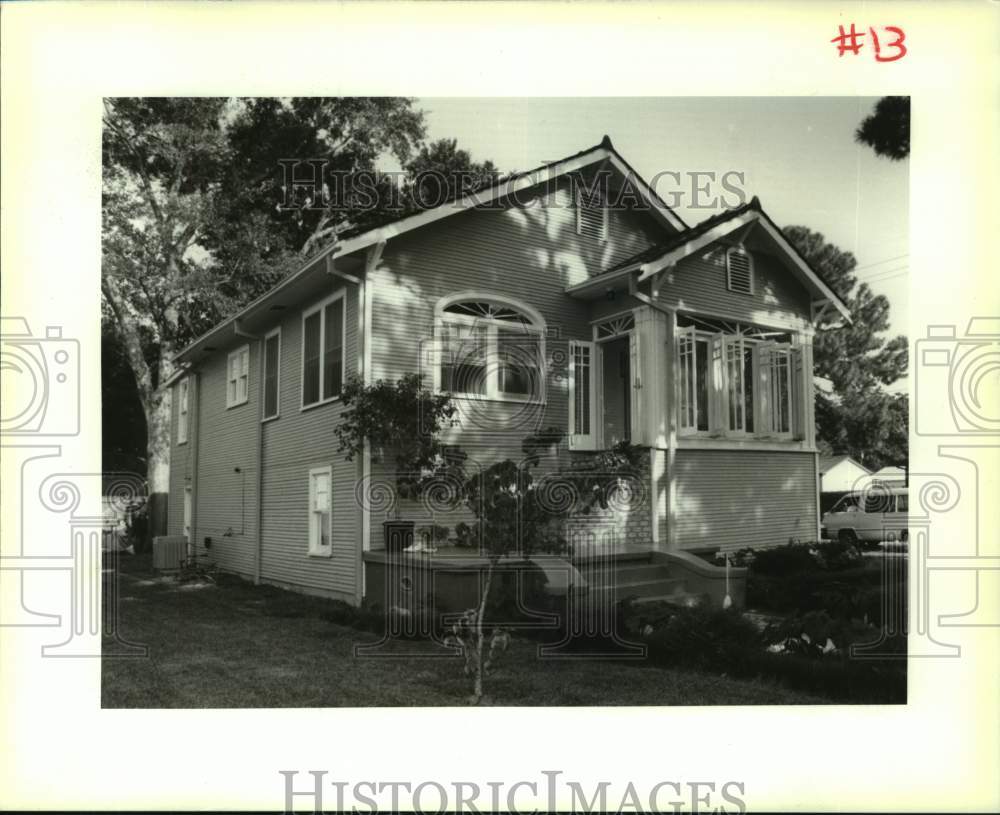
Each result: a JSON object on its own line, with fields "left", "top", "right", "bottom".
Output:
{"left": 414, "top": 97, "right": 909, "bottom": 390}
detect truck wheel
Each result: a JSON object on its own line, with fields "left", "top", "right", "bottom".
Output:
{"left": 838, "top": 529, "right": 858, "bottom": 545}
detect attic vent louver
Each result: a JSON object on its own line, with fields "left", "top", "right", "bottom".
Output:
{"left": 576, "top": 186, "right": 608, "bottom": 241}
{"left": 726, "top": 247, "right": 754, "bottom": 295}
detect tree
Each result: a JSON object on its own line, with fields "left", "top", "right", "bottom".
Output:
{"left": 445, "top": 430, "right": 643, "bottom": 704}
{"left": 102, "top": 98, "right": 232, "bottom": 537}
{"left": 783, "top": 225, "right": 908, "bottom": 470}
{"left": 855, "top": 96, "right": 910, "bottom": 161}
{"left": 403, "top": 138, "right": 498, "bottom": 211}
{"left": 210, "top": 97, "right": 425, "bottom": 266}
{"left": 102, "top": 97, "right": 497, "bottom": 540}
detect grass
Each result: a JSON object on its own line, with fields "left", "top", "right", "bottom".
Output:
{"left": 102, "top": 556, "right": 829, "bottom": 708}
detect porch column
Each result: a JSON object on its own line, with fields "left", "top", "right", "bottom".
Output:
{"left": 634, "top": 305, "right": 671, "bottom": 548}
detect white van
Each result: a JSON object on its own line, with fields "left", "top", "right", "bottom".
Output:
{"left": 821, "top": 486, "right": 909, "bottom": 544}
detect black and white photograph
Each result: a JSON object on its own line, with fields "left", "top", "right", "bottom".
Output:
{"left": 3, "top": 3, "right": 998, "bottom": 813}
{"left": 100, "top": 96, "right": 910, "bottom": 708}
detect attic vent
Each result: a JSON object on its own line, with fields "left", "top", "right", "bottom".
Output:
{"left": 726, "top": 247, "right": 754, "bottom": 295}
{"left": 576, "top": 186, "right": 608, "bottom": 241}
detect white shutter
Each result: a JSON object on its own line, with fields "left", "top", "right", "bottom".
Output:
{"left": 568, "top": 340, "right": 597, "bottom": 450}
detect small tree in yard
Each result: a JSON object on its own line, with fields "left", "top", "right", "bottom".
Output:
{"left": 334, "top": 383, "right": 644, "bottom": 704}
{"left": 333, "top": 373, "right": 461, "bottom": 499}
{"left": 445, "top": 430, "right": 644, "bottom": 704}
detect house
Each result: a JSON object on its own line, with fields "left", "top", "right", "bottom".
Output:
{"left": 165, "top": 136, "right": 850, "bottom": 606}
{"left": 817, "top": 455, "right": 872, "bottom": 513}
{"left": 870, "top": 466, "right": 907, "bottom": 486}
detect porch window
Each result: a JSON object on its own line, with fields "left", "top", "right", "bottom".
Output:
{"left": 308, "top": 466, "right": 332, "bottom": 557}
{"left": 262, "top": 328, "right": 280, "bottom": 420}
{"left": 177, "top": 377, "right": 189, "bottom": 444}
{"left": 302, "top": 291, "right": 345, "bottom": 408}
{"left": 436, "top": 297, "right": 544, "bottom": 402}
{"left": 227, "top": 345, "right": 250, "bottom": 408}
{"left": 568, "top": 340, "right": 597, "bottom": 449}
{"left": 676, "top": 317, "right": 802, "bottom": 441}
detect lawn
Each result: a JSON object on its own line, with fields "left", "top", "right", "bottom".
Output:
{"left": 102, "top": 556, "right": 828, "bottom": 708}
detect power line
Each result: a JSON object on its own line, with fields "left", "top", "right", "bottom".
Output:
{"left": 852, "top": 253, "right": 909, "bottom": 274}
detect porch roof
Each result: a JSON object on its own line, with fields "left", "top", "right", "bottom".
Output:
{"left": 565, "top": 197, "right": 852, "bottom": 323}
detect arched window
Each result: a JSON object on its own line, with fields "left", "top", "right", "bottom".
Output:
{"left": 435, "top": 293, "right": 545, "bottom": 402}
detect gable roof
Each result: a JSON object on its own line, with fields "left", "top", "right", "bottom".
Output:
{"left": 171, "top": 136, "right": 687, "bottom": 369}
{"left": 818, "top": 455, "right": 870, "bottom": 475}
{"left": 568, "top": 196, "right": 851, "bottom": 321}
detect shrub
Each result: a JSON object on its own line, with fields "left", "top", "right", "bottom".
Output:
{"left": 622, "top": 601, "right": 763, "bottom": 671}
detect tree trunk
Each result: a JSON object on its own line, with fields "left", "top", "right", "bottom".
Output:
{"left": 144, "top": 383, "right": 172, "bottom": 547}
{"left": 472, "top": 562, "right": 495, "bottom": 704}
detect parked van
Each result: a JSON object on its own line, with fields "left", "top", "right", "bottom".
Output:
{"left": 821, "top": 486, "right": 908, "bottom": 544}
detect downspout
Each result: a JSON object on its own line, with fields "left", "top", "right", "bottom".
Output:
{"left": 235, "top": 321, "right": 264, "bottom": 584}
{"left": 190, "top": 369, "right": 201, "bottom": 564}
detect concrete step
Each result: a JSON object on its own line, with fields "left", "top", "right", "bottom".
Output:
{"left": 631, "top": 592, "right": 702, "bottom": 608}
{"left": 570, "top": 546, "right": 655, "bottom": 566}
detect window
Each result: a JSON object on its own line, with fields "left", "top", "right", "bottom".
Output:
{"left": 726, "top": 247, "right": 754, "bottom": 295}
{"left": 177, "top": 378, "right": 189, "bottom": 444}
{"left": 227, "top": 346, "right": 250, "bottom": 408}
{"left": 302, "top": 292, "right": 345, "bottom": 408}
{"left": 576, "top": 184, "right": 608, "bottom": 241}
{"left": 864, "top": 491, "right": 894, "bottom": 515}
{"left": 308, "top": 466, "right": 332, "bottom": 556}
{"left": 568, "top": 340, "right": 597, "bottom": 449}
{"left": 760, "top": 344, "right": 793, "bottom": 436}
{"left": 676, "top": 318, "right": 802, "bottom": 441}
{"left": 262, "top": 329, "right": 280, "bottom": 420}
{"left": 436, "top": 297, "right": 544, "bottom": 402}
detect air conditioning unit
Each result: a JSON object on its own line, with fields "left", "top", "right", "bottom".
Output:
{"left": 153, "top": 536, "right": 188, "bottom": 571}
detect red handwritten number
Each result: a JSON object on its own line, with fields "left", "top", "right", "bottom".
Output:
{"left": 870, "top": 26, "right": 907, "bottom": 62}
{"left": 831, "top": 24, "right": 865, "bottom": 56}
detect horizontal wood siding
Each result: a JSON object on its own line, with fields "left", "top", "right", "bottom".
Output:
{"left": 368, "top": 181, "right": 667, "bottom": 546}
{"left": 658, "top": 247, "right": 811, "bottom": 330}
{"left": 189, "top": 343, "right": 259, "bottom": 577}
{"left": 258, "top": 285, "right": 360, "bottom": 601}
{"left": 673, "top": 448, "right": 818, "bottom": 550}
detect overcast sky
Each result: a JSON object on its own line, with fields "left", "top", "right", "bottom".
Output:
{"left": 414, "top": 97, "right": 909, "bottom": 389}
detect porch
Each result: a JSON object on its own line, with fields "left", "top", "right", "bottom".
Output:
{"left": 362, "top": 544, "right": 745, "bottom": 621}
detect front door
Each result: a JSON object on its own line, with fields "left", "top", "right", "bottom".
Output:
{"left": 601, "top": 336, "right": 631, "bottom": 445}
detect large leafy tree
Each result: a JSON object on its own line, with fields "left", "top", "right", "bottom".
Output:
{"left": 783, "top": 226, "right": 908, "bottom": 470}
{"left": 403, "top": 138, "right": 498, "bottom": 210}
{"left": 102, "top": 97, "right": 495, "bottom": 539}
{"left": 855, "top": 96, "right": 910, "bottom": 161}
{"left": 102, "top": 98, "right": 233, "bottom": 537}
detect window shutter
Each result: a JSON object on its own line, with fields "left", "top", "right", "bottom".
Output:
{"left": 726, "top": 247, "right": 754, "bottom": 294}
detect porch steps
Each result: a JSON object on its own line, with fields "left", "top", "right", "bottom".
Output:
{"left": 570, "top": 548, "right": 702, "bottom": 608}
